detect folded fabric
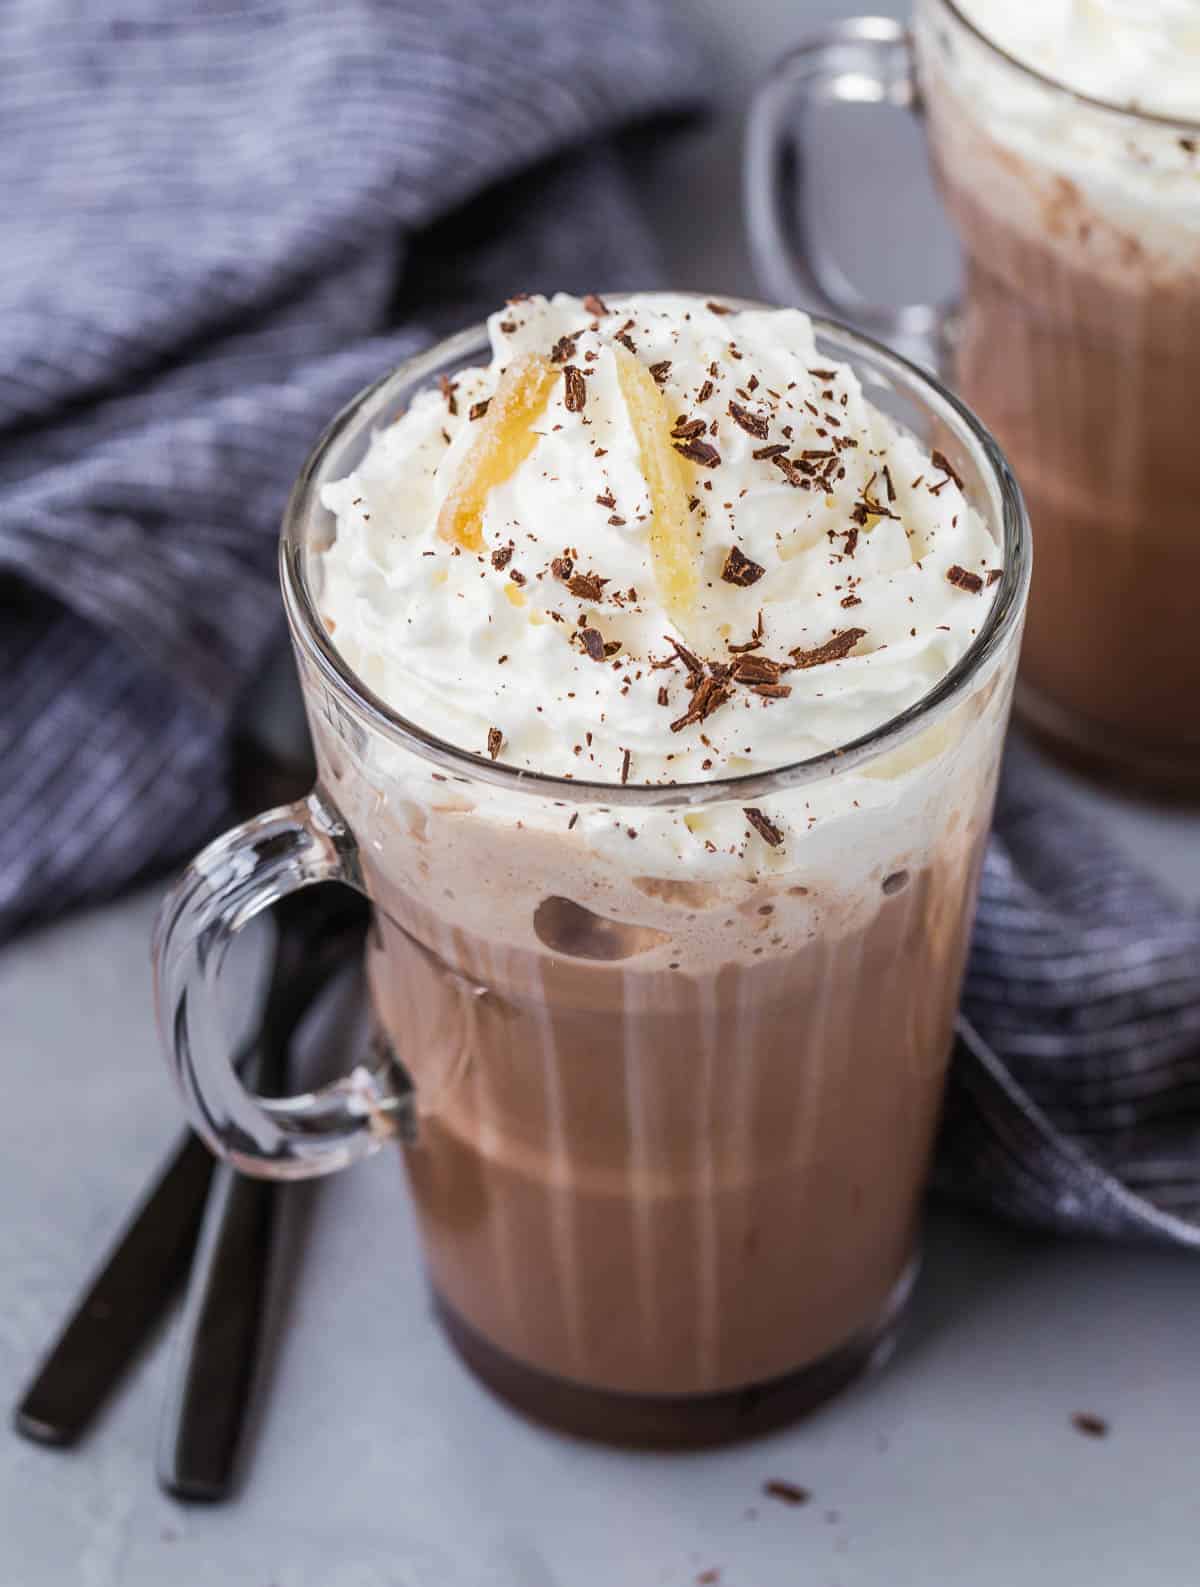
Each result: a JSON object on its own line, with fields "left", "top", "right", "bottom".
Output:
{"left": 944, "top": 737, "right": 1200, "bottom": 1247}
{"left": 0, "top": 0, "right": 707, "bottom": 936}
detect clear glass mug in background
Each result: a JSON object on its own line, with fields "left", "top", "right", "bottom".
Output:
{"left": 154, "top": 306, "right": 1029, "bottom": 1446}
{"left": 747, "top": 3, "right": 1200, "bottom": 796}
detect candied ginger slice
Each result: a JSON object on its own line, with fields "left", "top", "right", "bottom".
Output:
{"left": 437, "top": 354, "right": 557, "bottom": 552}
{"left": 614, "top": 345, "right": 698, "bottom": 623}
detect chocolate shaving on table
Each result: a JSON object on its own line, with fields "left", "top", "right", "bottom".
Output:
{"left": 696, "top": 378, "right": 714, "bottom": 403}
{"left": 567, "top": 571, "right": 608, "bottom": 601}
{"left": 468, "top": 398, "right": 490, "bottom": 422}
{"left": 649, "top": 360, "right": 672, "bottom": 385}
{"left": 946, "top": 564, "right": 984, "bottom": 594}
{"left": 486, "top": 727, "right": 503, "bottom": 761}
{"left": 751, "top": 682, "right": 792, "bottom": 699}
{"left": 578, "top": 627, "right": 606, "bottom": 661}
{"left": 670, "top": 674, "right": 731, "bottom": 732}
{"left": 657, "top": 685, "right": 670, "bottom": 706}
{"left": 728, "top": 401, "right": 769, "bottom": 440}
{"left": 438, "top": 374, "right": 458, "bottom": 416}
{"left": 743, "top": 807, "right": 784, "bottom": 848}
{"left": 490, "top": 544, "right": 513, "bottom": 570}
{"left": 674, "top": 438, "right": 721, "bottom": 468}
{"left": 731, "top": 653, "right": 783, "bottom": 684}
{"left": 721, "top": 545, "right": 766, "bottom": 587}
{"left": 790, "top": 627, "right": 866, "bottom": 669}
{"left": 671, "top": 415, "right": 707, "bottom": 440}
{"left": 563, "top": 365, "right": 587, "bottom": 412}
{"left": 582, "top": 293, "right": 609, "bottom": 317}
{"left": 551, "top": 555, "right": 574, "bottom": 581}
{"left": 620, "top": 747, "right": 631, "bottom": 784}
{"left": 726, "top": 634, "right": 763, "bottom": 654}
{"left": 753, "top": 443, "right": 788, "bottom": 461}
{"left": 706, "top": 300, "right": 733, "bottom": 315}
{"left": 931, "top": 449, "right": 964, "bottom": 490}
{"left": 763, "top": 1479, "right": 809, "bottom": 1505}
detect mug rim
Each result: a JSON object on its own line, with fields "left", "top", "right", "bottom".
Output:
{"left": 279, "top": 295, "right": 1030, "bottom": 810}
{"left": 938, "top": 0, "right": 1200, "bottom": 133}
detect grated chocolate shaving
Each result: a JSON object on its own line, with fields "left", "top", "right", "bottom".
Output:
{"left": 744, "top": 808, "right": 784, "bottom": 848}
{"left": 487, "top": 727, "right": 503, "bottom": 761}
{"left": 763, "top": 1479, "right": 809, "bottom": 1505}
{"left": 931, "top": 449, "right": 964, "bottom": 490}
{"left": 674, "top": 438, "right": 721, "bottom": 468}
{"left": 986, "top": 567, "right": 1003, "bottom": 585}
{"left": 731, "top": 653, "right": 783, "bottom": 684}
{"left": 596, "top": 491, "right": 616, "bottom": 508}
{"left": 620, "top": 747, "right": 631, "bottom": 784}
{"left": 438, "top": 375, "right": 458, "bottom": 416}
{"left": 469, "top": 398, "right": 490, "bottom": 422}
{"left": 771, "top": 454, "right": 809, "bottom": 489}
{"left": 490, "top": 544, "right": 513, "bottom": 571}
{"left": 751, "top": 682, "right": 792, "bottom": 698}
{"left": 946, "top": 564, "right": 983, "bottom": 594}
{"left": 578, "top": 627, "right": 607, "bottom": 661}
{"left": 582, "top": 293, "right": 609, "bottom": 316}
{"left": 671, "top": 416, "right": 708, "bottom": 440}
{"left": 721, "top": 545, "right": 766, "bottom": 587}
{"left": 649, "top": 360, "right": 672, "bottom": 385}
{"left": 706, "top": 300, "right": 733, "bottom": 315}
{"left": 550, "top": 555, "right": 574, "bottom": 581}
{"left": 697, "top": 378, "right": 714, "bottom": 403}
{"left": 665, "top": 636, "right": 704, "bottom": 677}
{"left": 790, "top": 628, "right": 866, "bottom": 669}
{"left": 753, "top": 443, "right": 788, "bottom": 461}
{"left": 550, "top": 334, "right": 579, "bottom": 365}
{"left": 670, "top": 674, "right": 732, "bottom": 733}
{"left": 615, "top": 331, "right": 638, "bottom": 355}
{"left": 728, "top": 401, "right": 769, "bottom": 440}
{"left": 567, "top": 571, "right": 608, "bottom": 601}
{"left": 563, "top": 365, "right": 587, "bottom": 413}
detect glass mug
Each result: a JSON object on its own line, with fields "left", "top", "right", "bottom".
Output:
{"left": 747, "top": 2, "right": 1200, "bottom": 796}
{"left": 154, "top": 305, "right": 1029, "bottom": 1446}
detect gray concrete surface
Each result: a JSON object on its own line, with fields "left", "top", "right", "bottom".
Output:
{"left": 3, "top": 1, "right": 1199, "bottom": 1581}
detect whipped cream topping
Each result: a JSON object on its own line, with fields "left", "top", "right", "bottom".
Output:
{"left": 317, "top": 295, "right": 999, "bottom": 793}
{"left": 925, "top": 1, "right": 1200, "bottom": 249}
{"left": 954, "top": 0, "right": 1200, "bottom": 119}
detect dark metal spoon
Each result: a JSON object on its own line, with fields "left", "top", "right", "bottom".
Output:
{"left": 155, "top": 881, "right": 366, "bottom": 1499}
{"left": 14, "top": 648, "right": 365, "bottom": 1458}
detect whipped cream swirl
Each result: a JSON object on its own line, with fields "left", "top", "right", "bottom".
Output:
{"left": 317, "top": 294, "right": 999, "bottom": 789}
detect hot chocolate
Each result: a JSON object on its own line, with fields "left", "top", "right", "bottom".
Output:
{"left": 308, "top": 293, "right": 1017, "bottom": 1437}
{"left": 917, "top": 0, "right": 1200, "bottom": 790}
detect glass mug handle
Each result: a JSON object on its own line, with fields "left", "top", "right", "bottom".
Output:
{"left": 153, "top": 791, "right": 412, "bottom": 1180}
{"left": 744, "top": 16, "right": 952, "bottom": 369}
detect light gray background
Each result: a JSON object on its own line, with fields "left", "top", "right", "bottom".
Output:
{"left": 3, "top": 2, "right": 1199, "bottom": 1583}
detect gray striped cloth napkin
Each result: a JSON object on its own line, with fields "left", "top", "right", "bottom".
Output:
{"left": 2, "top": 1, "right": 1197, "bottom": 1249}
